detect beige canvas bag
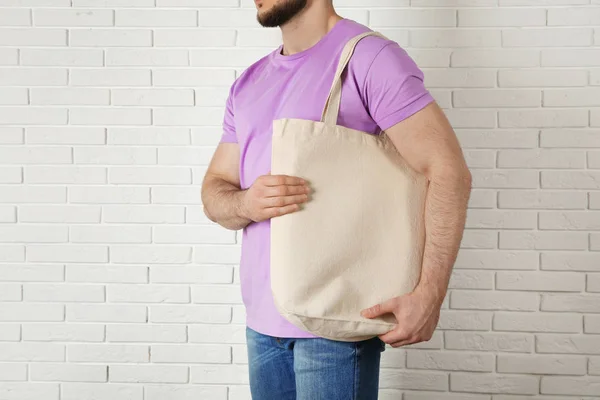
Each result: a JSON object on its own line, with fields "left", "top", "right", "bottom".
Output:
{"left": 270, "top": 31, "right": 429, "bottom": 342}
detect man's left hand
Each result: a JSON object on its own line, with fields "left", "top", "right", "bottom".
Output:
{"left": 360, "top": 287, "right": 444, "bottom": 348}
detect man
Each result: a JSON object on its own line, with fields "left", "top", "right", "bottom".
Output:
{"left": 201, "top": 0, "right": 472, "bottom": 398}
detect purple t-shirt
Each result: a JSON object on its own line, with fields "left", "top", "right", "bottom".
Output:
{"left": 220, "top": 18, "right": 435, "bottom": 338}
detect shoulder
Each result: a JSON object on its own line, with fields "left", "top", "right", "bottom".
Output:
{"left": 350, "top": 33, "right": 419, "bottom": 79}
{"left": 227, "top": 49, "right": 276, "bottom": 103}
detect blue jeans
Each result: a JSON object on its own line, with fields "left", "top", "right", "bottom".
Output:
{"left": 246, "top": 327, "right": 385, "bottom": 400}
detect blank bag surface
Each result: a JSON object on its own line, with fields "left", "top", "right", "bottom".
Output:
{"left": 270, "top": 31, "right": 428, "bottom": 342}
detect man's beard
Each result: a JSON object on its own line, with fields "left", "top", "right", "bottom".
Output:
{"left": 257, "top": 0, "right": 308, "bottom": 28}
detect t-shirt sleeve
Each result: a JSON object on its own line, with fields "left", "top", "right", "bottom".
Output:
{"left": 363, "top": 42, "right": 435, "bottom": 132}
{"left": 220, "top": 84, "right": 237, "bottom": 144}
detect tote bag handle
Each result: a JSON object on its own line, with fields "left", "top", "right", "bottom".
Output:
{"left": 320, "top": 31, "right": 388, "bottom": 126}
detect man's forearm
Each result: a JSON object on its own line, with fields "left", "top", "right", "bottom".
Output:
{"left": 416, "top": 167, "right": 472, "bottom": 305}
{"left": 202, "top": 175, "right": 251, "bottom": 231}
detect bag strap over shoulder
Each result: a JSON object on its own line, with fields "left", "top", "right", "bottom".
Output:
{"left": 320, "top": 30, "right": 387, "bottom": 126}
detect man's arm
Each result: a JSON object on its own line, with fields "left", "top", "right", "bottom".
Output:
{"left": 201, "top": 143, "right": 311, "bottom": 231}
{"left": 362, "top": 101, "right": 472, "bottom": 346}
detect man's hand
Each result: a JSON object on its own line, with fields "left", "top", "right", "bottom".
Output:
{"left": 240, "top": 174, "right": 311, "bottom": 223}
{"left": 361, "top": 287, "right": 443, "bottom": 348}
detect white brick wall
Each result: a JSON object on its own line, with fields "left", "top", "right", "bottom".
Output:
{"left": 0, "top": 0, "right": 598, "bottom": 399}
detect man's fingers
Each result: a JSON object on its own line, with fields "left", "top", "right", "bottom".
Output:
{"left": 361, "top": 298, "right": 397, "bottom": 319}
{"left": 262, "top": 175, "right": 306, "bottom": 187}
{"left": 379, "top": 327, "right": 410, "bottom": 345}
{"left": 265, "top": 184, "right": 310, "bottom": 197}
{"left": 265, "top": 194, "right": 309, "bottom": 208}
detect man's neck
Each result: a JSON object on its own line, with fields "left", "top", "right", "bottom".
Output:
{"left": 280, "top": 3, "right": 342, "bottom": 56}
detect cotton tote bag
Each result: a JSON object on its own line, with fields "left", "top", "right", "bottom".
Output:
{"left": 270, "top": 31, "right": 429, "bottom": 342}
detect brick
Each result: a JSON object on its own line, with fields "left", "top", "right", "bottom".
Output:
{"left": 153, "top": 107, "right": 223, "bottom": 126}
{"left": 191, "top": 365, "right": 249, "bottom": 385}
{"left": 110, "top": 365, "right": 187, "bottom": 384}
{"left": 194, "top": 245, "right": 241, "bottom": 264}
{"left": 543, "top": 49, "right": 600, "bottom": 67}
{"left": 34, "top": 8, "right": 113, "bottom": 26}
{"left": 502, "top": 0, "right": 588, "bottom": 3}
{"left": 108, "top": 128, "right": 189, "bottom": 145}
{"left": 157, "top": 0, "right": 238, "bottom": 4}
{"left": 110, "top": 245, "right": 192, "bottom": 264}
{"left": 116, "top": 9, "right": 196, "bottom": 27}
{"left": 451, "top": 290, "right": 538, "bottom": 311}
{"left": 0, "top": 107, "right": 67, "bottom": 125}
{"left": 0, "top": 225, "right": 66, "bottom": 243}
{"left": 68, "top": 344, "right": 148, "bottom": 363}
{"left": 0, "top": 283, "right": 21, "bottom": 301}
{"left": 542, "top": 171, "right": 600, "bottom": 189}
{"left": 0, "top": 87, "right": 27, "bottom": 105}
{"left": 190, "top": 49, "right": 279, "bottom": 68}
{"left": 71, "top": 69, "right": 151, "bottom": 87}
{"left": 154, "top": 226, "right": 235, "bottom": 244}
{"left": 149, "top": 305, "right": 230, "bottom": 324}
{"left": 503, "top": 28, "right": 592, "bottom": 47}
{"left": 70, "top": 28, "right": 151, "bottom": 47}
{"left": 499, "top": 69, "right": 588, "bottom": 88}
{"left": 545, "top": 88, "right": 600, "bottom": 107}
{"left": 498, "top": 149, "right": 584, "bottom": 169}
{"left": 25, "top": 166, "right": 105, "bottom": 184}
{"left": 0, "top": 245, "right": 25, "bottom": 262}
{"left": 155, "top": 29, "right": 235, "bottom": 47}
{"left": 71, "top": 225, "right": 151, "bottom": 244}
{"left": 438, "top": 311, "right": 492, "bottom": 331}
{"left": 451, "top": 373, "right": 538, "bottom": 395}
{"left": 150, "top": 266, "right": 233, "bottom": 284}
{"left": 471, "top": 170, "right": 538, "bottom": 189}
{"left": 109, "top": 167, "right": 190, "bottom": 185}
{"left": 69, "top": 186, "right": 149, "bottom": 204}
{"left": 455, "top": 250, "right": 538, "bottom": 270}
{"left": 497, "top": 271, "right": 584, "bottom": 292}
{"left": 107, "top": 324, "right": 186, "bottom": 343}
{"left": 66, "top": 265, "right": 147, "bottom": 283}
{"left": 412, "top": 29, "right": 499, "bottom": 48}
{"left": 593, "top": 109, "right": 600, "bottom": 127}
{"left": 145, "top": 386, "right": 227, "bottom": 400}
{"left": 195, "top": 87, "right": 229, "bottom": 107}
{"left": 0, "top": 48, "right": 17, "bottom": 65}
{"left": 0, "top": 7, "right": 30, "bottom": 25}
{"left": 457, "top": 130, "right": 538, "bottom": 149}
{"left": 73, "top": 0, "right": 153, "bottom": 5}
{"left": 0, "top": 323, "right": 20, "bottom": 341}
{"left": 0, "top": 206, "right": 15, "bottom": 223}
{"left": 445, "top": 331, "right": 533, "bottom": 353}
{"left": 0, "top": 264, "right": 63, "bottom": 282}
{"left": 590, "top": 151, "right": 600, "bottom": 168}
{"left": 586, "top": 315, "right": 600, "bottom": 333}
{"left": 67, "top": 304, "right": 146, "bottom": 323}
{"left": 0, "top": 384, "right": 59, "bottom": 400}
{"left": 443, "top": 110, "right": 496, "bottom": 128}
{"left": 185, "top": 205, "right": 214, "bottom": 224}
{"left": 449, "top": 270, "right": 494, "bottom": 290}
{"left": 151, "top": 187, "right": 202, "bottom": 205}
{"left": 498, "top": 354, "right": 586, "bottom": 375}
{"left": 107, "top": 284, "right": 189, "bottom": 303}
{"left": 191, "top": 285, "right": 242, "bottom": 304}
{"left": 0, "top": 147, "right": 71, "bottom": 164}
{"left": 589, "top": 274, "right": 600, "bottom": 292}
{"left": 379, "top": 347, "right": 405, "bottom": 368}
{"left": 454, "top": 89, "right": 540, "bottom": 108}
{"left": 22, "top": 49, "right": 103, "bottom": 66}
{"left": 406, "top": 49, "right": 451, "bottom": 68}
{"left": 407, "top": 350, "right": 494, "bottom": 372}
{"left": 500, "top": 231, "right": 587, "bottom": 250}
{"left": 0, "top": 0, "right": 69, "bottom": 3}
{"left": 237, "top": 28, "right": 290, "bottom": 47}
{"left": 540, "top": 211, "right": 600, "bottom": 230}
{"left": 103, "top": 205, "right": 184, "bottom": 224}
{"left": 0, "top": 343, "right": 64, "bottom": 361}
{"left": 500, "top": 109, "right": 588, "bottom": 128}
{"left": 459, "top": 8, "right": 546, "bottom": 27}
{"left": 414, "top": 0, "right": 494, "bottom": 4}
{"left": 112, "top": 89, "right": 193, "bottom": 107}
{"left": 591, "top": 193, "right": 600, "bottom": 209}
{"left": 453, "top": 49, "right": 539, "bottom": 67}
{"left": 548, "top": 7, "right": 600, "bottom": 25}
{"left": 27, "top": 244, "right": 107, "bottom": 263}
{"left": 26, "top": 127, "right": 104, "bottom": 145}
{"left": 32, "top": 88, "right": 108, "bottom": 106}
{"left": 468, "top": 190, "right": 496, "bottom": 209}
{"left": 542, "top": 294, "right": 600, "bottom": 313}
{"left": 537, "top": 333, "right": 600, "bottom": 354}
{"left": 0, "top": 28, "right": 65, "bottom": 45}
{"left": 0, "top": 167, "right": 22, "bottom": 183}
{"left": 542, "top": 252, "right": 600, "bottom": 271}
{"left": 371, "top": 9, "right": 456, "bottom": 27}
{"left": 152, "top": 344, "right": 230, "bottom": 364}
{"left": 70, "top": 108, "right": 151, "bottom": 126}
{"left": 74, "top": 147, "right": 156, "bottom": 165}
{"left": 62, "top": 383, "right": 142, "bottom": 400}
{"left": 152, "top": 69, "right": 234, "bottom": 87}
{"left": 424, "top": 69, "right": 496, "bottom": 88}
{"left": 22, "top": 323, "right": 104, "bottom": 342}
{"left": 24, "top": 284, "right": 104, "bottom": 302}
{"left": 197, "top": 8, "right": 259, "bottom": 27}
{"left": 106, "top": 49, "right": 189, "bottom": 67}
{"left": 0, "top": 127, "right": 23, "bottom": 144}
{"left": 404, "top": 393, "right": 488, "bottom": 400}
{"left": 158, "top": 147, "right": 214, "bottom": 166}
{"left": 31, "top": 363, "right": 106, "bottom": 382}
{"left": 466, "top": 210, "right": 537, "bottom": 229}
{"left": 499, "top": 190, "right": 586, "bottom": 209}
{"left": 541, "top": 376, "right": 600, "bottom": 396}
{"left": 0, "top": 363, "right": 26, "bottom": 381}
